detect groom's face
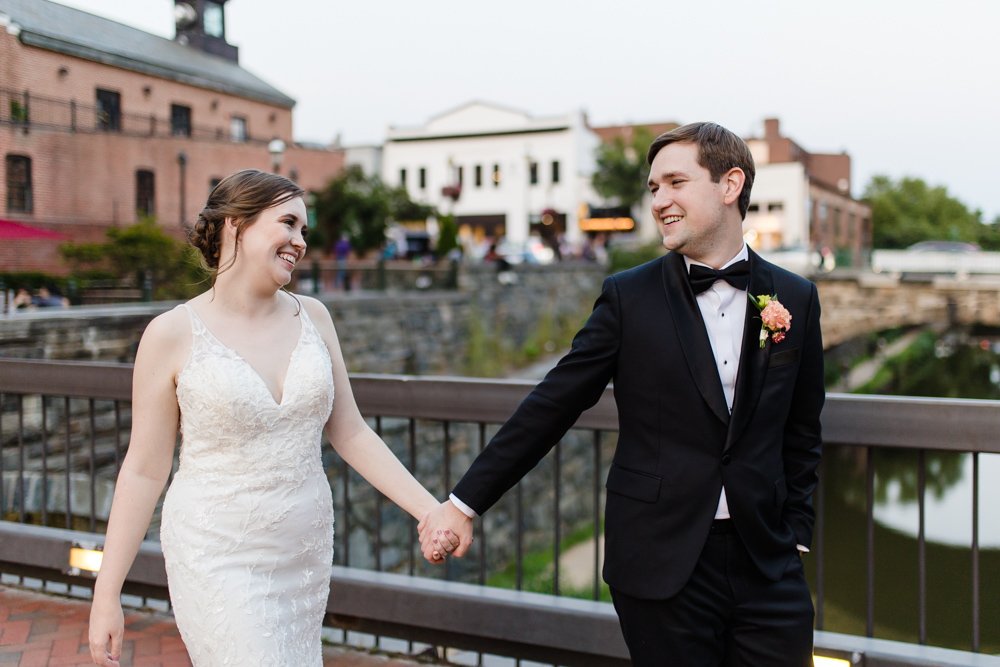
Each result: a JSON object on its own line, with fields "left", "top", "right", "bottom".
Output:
{"left": 648, "top": 142, "right": 736, "bottom": 265}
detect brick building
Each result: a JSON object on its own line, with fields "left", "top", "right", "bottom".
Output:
{"left": 0, "top": 0, "right": 343, "bottom": 274}
{"left": 745, "top": 118, "right": 872, "bottom": 267}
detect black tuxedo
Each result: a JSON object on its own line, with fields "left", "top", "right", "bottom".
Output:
{"left": 453, "top": 249, "right": 824, "bottom": 604}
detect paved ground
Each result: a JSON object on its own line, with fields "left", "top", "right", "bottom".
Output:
{"left": 0, "top": 586, "right": 425, "bottom": 667}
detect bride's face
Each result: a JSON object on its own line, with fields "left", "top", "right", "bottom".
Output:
{"left": 227, "top": 195, "right": 308, "bottom": 286}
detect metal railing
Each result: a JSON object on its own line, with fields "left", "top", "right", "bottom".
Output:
{"left": 1, "top": 359, "right": 998, "bottom": 663}
{"left": 1, "top": 88, "right": 270, "bottom": 144}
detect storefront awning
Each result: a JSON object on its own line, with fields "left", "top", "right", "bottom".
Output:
{"left": 0, "top": 219, "right": 68, "bottom": 240}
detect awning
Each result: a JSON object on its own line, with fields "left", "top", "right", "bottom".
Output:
{"left": 0, "top": 219, "right": 68, "bottom": 240}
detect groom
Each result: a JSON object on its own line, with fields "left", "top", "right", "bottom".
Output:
{"left": 420, "top": 122, "right": 823, "bottom": 666}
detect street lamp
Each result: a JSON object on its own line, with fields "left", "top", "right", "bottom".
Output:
{"left": 268, "top": 138, "right": 286, "bottom": 174}
{"left": 177, "top": 151, "right": 187, "bottom": 227}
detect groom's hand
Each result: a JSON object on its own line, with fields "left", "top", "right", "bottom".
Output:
{"left": 418, "top": 500, "right": 474, "bottom": 564}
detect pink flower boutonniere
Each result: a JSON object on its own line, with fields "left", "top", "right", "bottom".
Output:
{"left": 749, "top": 294, "right": 792, "bottom": 348}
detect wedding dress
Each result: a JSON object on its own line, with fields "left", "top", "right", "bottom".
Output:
{"left": 159, "top": 302, "right": 334, "bottom": 666}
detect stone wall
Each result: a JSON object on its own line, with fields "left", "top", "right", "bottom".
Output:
{"left": 0, "top": 262, "right": 608, "bottom": 375}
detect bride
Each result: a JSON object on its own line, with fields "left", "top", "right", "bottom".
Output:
{"left": 88, "top": 169, "right": 457, "bottom": 666}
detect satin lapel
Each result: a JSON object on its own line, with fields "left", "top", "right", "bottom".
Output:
{"left": 724, "top": 249, "right": 774, "bottom": 452}
{"left": 661, "top": 252, "right": 729, "bottom": 425}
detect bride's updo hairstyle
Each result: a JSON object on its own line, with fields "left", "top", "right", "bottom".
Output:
{"left": 189, "top": 169, "right": 305, "bottom": 278}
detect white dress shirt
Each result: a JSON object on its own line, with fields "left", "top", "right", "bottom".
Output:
{"left": 684, "top": 244, "right": 750, "bottom": 521}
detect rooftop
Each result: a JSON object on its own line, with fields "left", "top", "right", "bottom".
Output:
{"left": 0, "top": 0, "right": 294, "bottom": 108}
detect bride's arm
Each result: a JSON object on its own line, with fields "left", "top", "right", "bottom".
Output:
{"left": 305, "top": 298, "right": 440, "bottom": 523}
{"left": 89, "top": 311, "right": 186, "bottom": 665}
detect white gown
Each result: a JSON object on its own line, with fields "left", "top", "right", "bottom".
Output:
{"left": 160, "top": 302, "right": 335, "bottom": 666}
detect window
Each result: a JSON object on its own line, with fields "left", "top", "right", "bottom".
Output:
{"left": 748, "top": 203, "right": 760, "bottom": 213}
{"left": 203, "top": 0, "right": 224, "bottom": 37}
{"left": 474, "top": 165, "right": 482, "bottom": 187}
{"left": 399, "top": 168, "right": 407, "bottom": 187}
{"left": 529, "top": 161, "right": 538, "bottom": 185}
{"left": 419, "top": 167, "right": 427, "bottom": 189}
{"left": 457, "top": 165, "right": 464, "bottom": 186}
{"left": 135, "top": 170, "right": 155, "bottom": 217}
{"left": 171, "top": 104, "right": 192, "bottom": 137}
{"left": 230, "top": 116, "right": 247, "bottom": 142}
{"left": 551, "top": 160, "right": 560, "bottom": 184}
{"left": 96, "top": 89, "right": 121, "bottom": 131}
{"left": 209, "top": 177, "right": 222, "bottom": 191}
{"left": 5, "top": 154, "right": 32, "bottom": 213}
{"left": 767, "top": 202, "right": 784, "bottom": 212}
{"left": 492, "top": 164, "right": 501, "bottom": 187}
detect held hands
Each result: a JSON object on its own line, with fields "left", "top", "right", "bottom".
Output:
{"left": 88, "top": 595, "right": 124, "bottom": 666}
{"left": 417, "top": 500, "right": 474, "bottom": 564}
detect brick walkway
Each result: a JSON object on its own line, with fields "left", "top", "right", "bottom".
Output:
{"left": 0, "top": 586, "right": 424, "bottom": 666}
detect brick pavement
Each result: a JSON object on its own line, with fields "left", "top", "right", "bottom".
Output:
{"left": 0, "top": 586, "right": 424, "bottom": 667}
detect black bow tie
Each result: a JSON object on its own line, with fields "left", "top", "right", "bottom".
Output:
{"left": 687, "top": 260, "right": 750, "bottom": 294}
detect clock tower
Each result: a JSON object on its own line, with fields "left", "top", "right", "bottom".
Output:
{"left": 174, "top": 0, "right": 238, "bottom": 62}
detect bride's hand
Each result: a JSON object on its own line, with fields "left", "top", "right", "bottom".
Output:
{"left": 88, "top": 595, "right": 124, "bottom": 666}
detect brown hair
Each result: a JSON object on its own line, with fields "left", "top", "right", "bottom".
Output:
{"left": 646, "top": 122, "right": 756, "bottom": 219}
{"left": 189, "top": 169, "right": 304, "bottom": 276}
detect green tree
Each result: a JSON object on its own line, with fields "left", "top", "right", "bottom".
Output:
{"left": 435, "top": 213, "right": 460, "bottom": 258}
{"left": 863, "top": 175, "right": 990, "bottom": 249}
{"left": 312, "top": 166, "right": 435, "bottom": 257}
{"left": 591, "top": 127, "right": 655, "bottom": 212}
{"left": 60, "top": 217, "right": 205, "bottom": 299}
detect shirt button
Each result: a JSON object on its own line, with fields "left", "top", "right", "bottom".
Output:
{"left": 722, "top": 454, "right": 732, "bottom": 466}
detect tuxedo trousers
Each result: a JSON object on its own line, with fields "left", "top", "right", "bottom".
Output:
{"left": 610, "top": 520, "right": 814, "bottom": 667}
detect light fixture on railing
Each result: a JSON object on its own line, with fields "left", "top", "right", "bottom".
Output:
{"left": 68, "top": 542, "right": 103, "bottom": 576}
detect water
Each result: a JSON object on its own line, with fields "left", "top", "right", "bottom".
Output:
{"left": 813, "top": 326, "right": 1000, "bottom": 651}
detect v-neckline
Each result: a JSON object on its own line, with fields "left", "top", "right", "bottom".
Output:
{"left": 187, "top": 303, "right": 305, "bottom": 407}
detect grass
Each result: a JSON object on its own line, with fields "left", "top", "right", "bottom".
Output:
{"left": 486, "top": 523, "right": 612, "bottom": 602}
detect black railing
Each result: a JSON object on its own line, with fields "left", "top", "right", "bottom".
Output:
{"left": 1, "top": 359, "right": 998, "bottom": 660}
{"left": 0, "top": 88, "right": 270, "bottom": 144}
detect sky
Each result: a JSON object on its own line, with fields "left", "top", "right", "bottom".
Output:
{"left": 54, "top": 0, "right": 1000, "bottom": 220}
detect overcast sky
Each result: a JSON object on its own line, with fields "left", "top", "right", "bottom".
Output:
{"left": 55, "top": 0, "right": 1000, "bottom": 219}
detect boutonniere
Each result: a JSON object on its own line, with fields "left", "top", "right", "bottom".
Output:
{"left": 748, "top": 294, "right": 791, "bottom": 348}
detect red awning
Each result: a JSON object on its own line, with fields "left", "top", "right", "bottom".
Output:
{"left": 0, "top": 219, "right": 68, "bottom": 240}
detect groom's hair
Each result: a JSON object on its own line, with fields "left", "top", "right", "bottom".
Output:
{"left": 646, "top": 122, "right": 756, "bottom": 219}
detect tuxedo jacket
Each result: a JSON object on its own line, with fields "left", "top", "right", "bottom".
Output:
{"left": 453, "top": 249, "right": 824, "bottom": 599}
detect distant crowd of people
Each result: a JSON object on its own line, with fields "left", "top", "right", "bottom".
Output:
{"left": 9, "top": 286, "right": 70, "bottom": 311}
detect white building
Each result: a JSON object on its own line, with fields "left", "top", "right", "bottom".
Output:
{"left": 381, "top": 101, "right": 599, "bottom": 248}
{"left": 743, "top": 161, "right": 812, "bottom": 251}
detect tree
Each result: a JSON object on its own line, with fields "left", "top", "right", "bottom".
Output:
{"left": 312, "top": 166, "right": 435, "bottom": 257}
{"left": 591, "top": 127, "right": 655, "bottom": 212}
{"left": 863, "top": 175, "right": 992, "bottom": 249}
{"left": 60, "top": 217, "right": 205, "bottom": 299}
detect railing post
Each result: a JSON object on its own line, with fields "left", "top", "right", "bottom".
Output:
{"left": 377, "top": 258, "right": 387, "bottom": 291}
{"left": 21, "top": 90, "right": 30, "bottom": 134}
{"left": 311, "top": 260, "right": 320, "bottom": 295}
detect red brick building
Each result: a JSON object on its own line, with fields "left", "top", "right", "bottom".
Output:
{"left": 745, "top": 118, "right": 872, "bottom": 267}
{"left": 1, "top": 0, "right": 343, "bottom": 274}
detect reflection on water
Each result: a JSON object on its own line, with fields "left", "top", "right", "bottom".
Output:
{"left": 815, "top": 326, "right": 1000, "bottom": 651}
{"left": 876, "top": 454, "right": 1000, "bottom": 548}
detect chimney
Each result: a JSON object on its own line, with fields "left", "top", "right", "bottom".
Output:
{"left": 174, "top": 0, "right": 239, "bottom": 63}
{"left": 764, "top": 118, "right": 780, "bottom": 140}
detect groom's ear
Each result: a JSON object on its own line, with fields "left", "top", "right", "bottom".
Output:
{"left": 721, "top": 168, "right": 745, "bottom": 208}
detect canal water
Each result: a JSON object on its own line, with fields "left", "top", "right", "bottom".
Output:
{"left": 812, "top": 326, "right": 1000, "bottom": 652}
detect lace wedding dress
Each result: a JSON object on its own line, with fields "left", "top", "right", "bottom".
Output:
{"left": 160, "top": 303, "right": 334, "bottom": 666}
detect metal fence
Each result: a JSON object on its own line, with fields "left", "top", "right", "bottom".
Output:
{"left": 0, "top": 87, "right": 270, "bottom": 144}
{"left": 1, "top": 359, "right": 998, "bottom": 663}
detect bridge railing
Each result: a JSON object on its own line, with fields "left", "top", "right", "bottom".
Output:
{"left": 1, "top": 358, "right": 998, "bottom": 663}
